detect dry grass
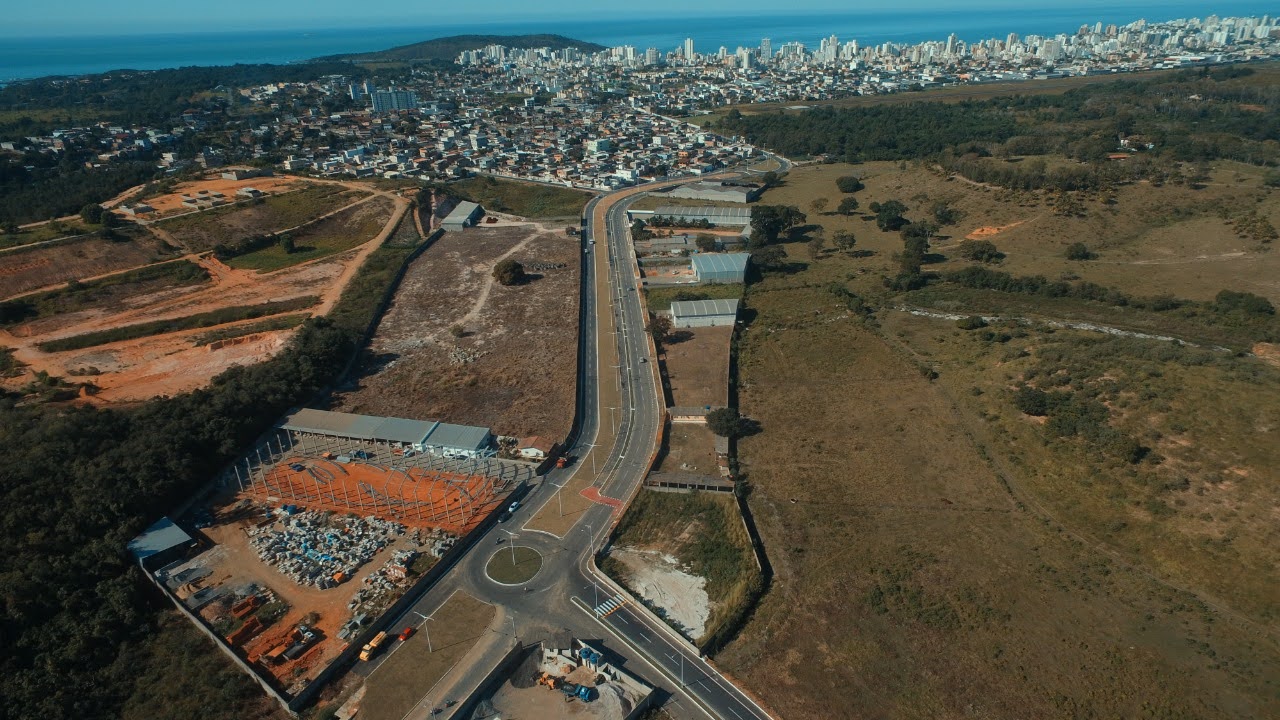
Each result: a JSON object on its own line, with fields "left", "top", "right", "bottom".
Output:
{"left": 712, "top": 160, "right": 1280, "bottom": 717}
{"left": 334, "top": 224, "right": 579, "bottom": 440}
{"left": 226, "top": 197, "right": 395, "bottom": 272}
{"left": 0, "top": 229, "right": 181, "bottom": 299}
{"left": 156, "top": 184, "right": 357, "bottom": 252}
{"left": 358, "top": 592, "right": 495, "bottom": 720}
{"left": 662, "top": 326, "right": 731, "bottom": 409}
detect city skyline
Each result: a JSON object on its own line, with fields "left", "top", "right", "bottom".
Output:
{"left": 4, "top": 0, "right": 1270, "bottom": 37}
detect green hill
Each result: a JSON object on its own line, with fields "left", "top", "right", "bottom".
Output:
{"left": 317, "top": 34, "right": 606, "bottom": 64}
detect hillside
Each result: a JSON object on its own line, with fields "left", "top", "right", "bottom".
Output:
{"left": 316, "top": 34, "right": 606, "bottom": 63}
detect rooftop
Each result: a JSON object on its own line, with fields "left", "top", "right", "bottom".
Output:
{"left": 691, "top": 253, "right": 750, "bottom": 275}
{"left": 443, "top": 200, "right": 481, "bottom": 224}
{"left": 670, "top": 298, "right": 741, "bottom": 317}
{"left": 127, "top": 517, "right": 194, "bottom": 561}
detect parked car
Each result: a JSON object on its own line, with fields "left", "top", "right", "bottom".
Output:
{"left": 398, "top": 627, "right": 415, "bottom": 641}
{"left": 352, "top": 450, "right": 372, "bottom": 460}
{"left": 289, "top": 463, "right": 305, "bottom": 472}
{"left": 508, "top": 501, "right": 521, "bottom": 513}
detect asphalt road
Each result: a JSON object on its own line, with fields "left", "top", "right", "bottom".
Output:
{"left": 358, "top": 165, "right": 783, "bottom": 720}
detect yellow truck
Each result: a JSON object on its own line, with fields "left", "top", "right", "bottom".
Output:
{"left": 359, "top": 631, "right": 388, "bottom": 661}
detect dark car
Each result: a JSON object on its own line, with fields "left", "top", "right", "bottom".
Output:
{"left": 352, "top": 450, "right": 372, "bottom": 460}
{"left": 289, "top": 463, "right": 305, "bottom": 472}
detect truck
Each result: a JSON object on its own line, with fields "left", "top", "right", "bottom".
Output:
{"left": 359, "top": 630, "right": 389, "bottom": 661}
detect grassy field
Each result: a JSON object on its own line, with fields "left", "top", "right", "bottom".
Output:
{"left": 357, "top": 593, "right": 495, "bottom": 720}
{"left": 157, "top": 184, "right": 358, "bottom": 252}
{"left": 645, "top": 284, "right": 744, "bottom": 312}
{"left": 0, "top": 259, "right": 208, "bottom": 326}
{"left": 450, "top": 176, "right": 592, "bottom": 219}
{"left": 603, "top": 489, "right": 760, "bottom": 650}
{"left": 37, "top": 296, "right": 318, "bottom": 352}
{"left": 0, "top": 220, "right": 98, "bottom": 250}
{"left": 708, "top": 159, "right": 1280, "bottom": 718}
{"left": 688, "top": 65, "right": 1229, "bottom": 128}
{"left": 225, "top": 197, "right": 395, "bottom": 272}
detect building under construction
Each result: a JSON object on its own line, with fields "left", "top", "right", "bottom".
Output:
{"left": 225, "top": 410, "right": 529, "bottom": 535}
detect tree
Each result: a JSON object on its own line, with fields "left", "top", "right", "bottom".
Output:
{"left": 695, "top": 233, "right": 717, "bottom": 252}
{"left": 749, "top": 204, "right": 806, "bottom": 246}
{"left": 278, "top": 234, "right": 296, "bottom": 254}
{"left": 751, "top": 244, "right": 787, "bottom": 270}
{"left": 1065, "top": 242, "right": 1095, "bottom": 261}
{"left": 836, "top": 175, "right": 864, "bottom": 193}
{"left": 807, "top": 234, "right": 825, "bottom": 260}
{"left": 761, "top": 171, "right": 781, "bottom": 187}
{"left": 493, "top": 258, "right": 526, "bottom": 285}
{"left": 958, "top": 240, "right": 1003, "bottom": 263}
{"left": 79, "top": 203, "right": 104, "bottom": 224}
{"left": 810, "top": 197, "right": 829, "bottom": 214}
{"left": 706, "top": 407, "right": 746, "bottom": 438}
{"left": 100, "top": 211, "right": 121, "bottom": 228}
{"left": 648, "top": 314, "right": 673, "bottom": 345}
{"left": 2, "top": 220, "right": 18, "bottom": 235}
{"left": 931, "top": 200, "right": 962, "bottom": 226}
{"left": 871, "top": 200, "right": 908, "bottom": 231}
{"left": 832, "top": 230, "right": 856, "bottom": 253}
{"left": 837, "top": 197, "right": 859, "bottom": 216}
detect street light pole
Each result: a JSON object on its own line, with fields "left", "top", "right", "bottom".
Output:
{"left": 607, "top": 406, "right": 619, "bottom": 434}
{"left": 551, "top": 480, "right": 566, "bottom": 517}
{"left": 500, "top": 529, "right": 517, "bottom": 566}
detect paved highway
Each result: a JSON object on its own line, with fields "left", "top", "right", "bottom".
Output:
{"left": 360, "top": 164, "right": 783, "bottom": 720}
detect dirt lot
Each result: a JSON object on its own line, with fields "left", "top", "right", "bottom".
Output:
{"left": 0, "top": 230, "right": 179, "bottom": 298}
{"left": 335, "top": 223, "right": 580, "bottom": 440}
{"left": 662, "top": 326, "right": 731, "bottom": 409}
{"left": 609, "top": 546, "right": 711, "bottom": 638}
{"left": 656, "top": 423, "right": 719, "bottom": 477}
{"left": 134, "top": 174, "right": 305, "bottom": 217}
{"left": 1, "top": 186, "right": 406, "bottom": 403}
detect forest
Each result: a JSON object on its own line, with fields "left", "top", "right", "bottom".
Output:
{"left": 0, "top": 226, "right": 416, "bottom": 718}
{"left": 715, "top": 65, "right": 1280, "bottom": 187}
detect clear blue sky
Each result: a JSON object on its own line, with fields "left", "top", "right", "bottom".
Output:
{"left": 5, "top": 0, "right": 1162, "bottom": 37}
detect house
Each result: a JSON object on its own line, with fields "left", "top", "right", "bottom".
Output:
{"left": 516, "top": 436, "right": 556, "bottom": 460}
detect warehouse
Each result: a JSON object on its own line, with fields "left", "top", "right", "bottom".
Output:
{"left": 442, "top": 200, "right": 483, "bottom": 229}
{"left": 667, "top": 180, "right": 762, "bottom": 203}
{"left": 669, "top": 298, "right": 740, "bottom": 328}
{"left": 128, "top": 517, "right": 198, "bottom": 571}
{"left": 650, "top": 205, "right": 752, "bottom": 227}
{"left": 692, "top": 253, "right": 750, "bottom": 284}
{"left": 279, "top": 408, "right": 493, "bottom": 458}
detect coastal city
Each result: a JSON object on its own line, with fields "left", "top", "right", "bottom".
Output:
{"left": 4, "top": 4, "right": 1280, "bottom": 720}
{"left": 5, "top": 14, "right": 1279, "bottom": 194}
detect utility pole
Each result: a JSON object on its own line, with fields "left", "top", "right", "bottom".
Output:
{"left": 500, "top": 529, "right": 517, "bottom": 566}
{"left": 551, "top": 480, "right": 567, "bottom": 517}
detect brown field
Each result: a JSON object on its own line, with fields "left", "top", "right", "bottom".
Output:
{"left": 662, "top": 325, "right": 731, "bottom": 409}
{"left": 0, "top": 230, "right": 180, "bottom": 298}
{"left": 656, "top": 422, "right": 718, "bottom": 476}
{"left": 334, "top": 223, "right": 580, "bottom": 440}
{"left": 133, "top": 174, "right": 306, "bottom": 216}
{"left": 711, "top": 160, "right": 1280, "bottom": 718}
{"left": 1, "top": 188, "right": 407, "bottom": 402}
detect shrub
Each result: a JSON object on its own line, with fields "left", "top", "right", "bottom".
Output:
{"left": 493, "top": 258, "right": 526, "bottom": 286}
{"left": 958, "top": 240, "right": 1004, "bottom": 263}
{"left": 706, "top": 407, "right": 745, "bottom": 438}
{"left": 1065, "top": 242, "right": 1095, "bottom": 260}
{"left": 956, "top": 315, "right": 988, "bottom": 330}
{"left": 836, "top": 175, "right": 865, "bottom": 193}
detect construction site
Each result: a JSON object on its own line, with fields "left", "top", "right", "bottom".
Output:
{"left": 148, "top": 408, "right": 536, "bottom": 700}
{"left": 470, "top": 639, "right": 655, "bottom": 720}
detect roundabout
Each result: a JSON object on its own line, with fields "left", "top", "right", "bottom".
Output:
{"left": 485, "top": 545, "right": 543, "bottom": 585}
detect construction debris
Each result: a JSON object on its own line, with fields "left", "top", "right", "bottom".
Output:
{"left": 248, "top": 509, "right": 405, "bottom": 588}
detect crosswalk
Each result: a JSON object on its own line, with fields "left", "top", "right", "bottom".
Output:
{"left": 593, "top": 593, "right": 628, "bottom": 618}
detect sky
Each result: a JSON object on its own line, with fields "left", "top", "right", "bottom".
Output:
{"left": 4, "top": 0, "right": 1192, "bottom": 37}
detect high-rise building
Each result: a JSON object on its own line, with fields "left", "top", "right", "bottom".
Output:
{"left": 684, "top": 37, "right": 696, "bottom": 61}
{"left": 759, "top": 38, "right": 772, "bottom": 60}
{"left": 645, "top": 47, "right": 660, "bottom": 65}
{"left": 371, "top": 89, "right": 418, "bottom": 113}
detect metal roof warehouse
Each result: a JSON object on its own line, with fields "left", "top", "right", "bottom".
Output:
{"left": 280, "top": 408, "right": 492, "bottom": 457}
{"left": 669, "top": 298, "right": 740, "bottom": 328}
{"left": 691, "top": 253, "right": 750, "bottom": 283}
{"left": 652, "top": 205, "right": 752, "bottom": 226}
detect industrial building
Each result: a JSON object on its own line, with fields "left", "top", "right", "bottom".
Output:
{"left": 691, "top": 253, "right": 750, "bottom": 284}
{"left": 669, "top": 298, "right": 740, "bottom": 327}
{"left": 279, "top": 408, "right": 493, "bottom": 458}
{"left": 650, "top": 205, "right": 752, "bottom": 227}
{"left": 667, "top": 180, "right": 762, "bottom": 203}
{"left": 128, "top": 517, "right": 198, "bottom": 571}
{"left": 442, "top": 201, "right": 484, "bottom": 229}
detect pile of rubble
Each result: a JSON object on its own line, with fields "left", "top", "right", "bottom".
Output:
{"left": 248, "top": 509, "right": 405, "bottom": 588}
{"left": 448, "top": 346, "right": 487, "bottom": 365}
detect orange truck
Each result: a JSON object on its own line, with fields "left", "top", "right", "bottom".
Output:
{"left": 359, "top": 631, "right": 388, "bottom": 661}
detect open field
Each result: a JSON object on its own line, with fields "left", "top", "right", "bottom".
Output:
{"left": 0, "top": 259, "right": 208, "bottom": 327}
{"left": 225, "top": 196, "right": 396, "bottom": 272}
{"left": 451, "top": 175, "right": 593, "bottom": 219}
{"left": 662, "top": 326, "right": 731, "bottom": 409}
{"left": 138, "top": 174, "right": 311, "bottom": 217}
{"left": 0, "top": 229, "right": 180, "bottom": 298}
{"left": 335, "top": 223, "right": 580, "bottom": 440}
{"left": 603, "top": 489, "right": 758, "bottom": 648}
{"left": 0, "top": 219, "right": 98, "bottom": 251}
{"left": 710, "top": 159, "right": 1280, "bottom": 717}
{"left": 689, "top": 65, "right": 1215, "bottom": 128}
{"left": 655, "top": 422, "right": 719, "bottom": 477}
{"left": 357, "top": 592, "right": 496, "bottom": 720}
{"left": 156, "top": 183, "right": 357, "bottom": 252}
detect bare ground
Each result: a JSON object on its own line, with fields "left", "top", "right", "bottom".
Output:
{"left": 662, "top": 326, "right": 731, "bottom": 409}
{"left": 334, "top": 224, "right": 580, "bottom": 440}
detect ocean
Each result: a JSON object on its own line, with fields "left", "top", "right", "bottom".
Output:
{"left": 2, "top": 2, "right": 1276, "bottom": 82}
